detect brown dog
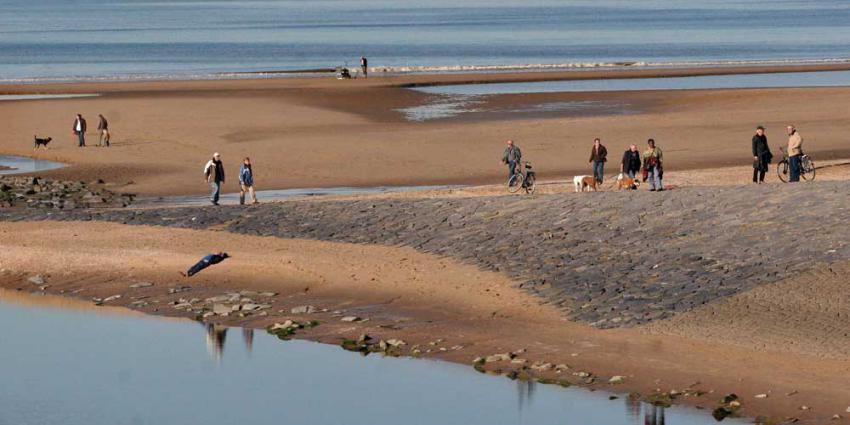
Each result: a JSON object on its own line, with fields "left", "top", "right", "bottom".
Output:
{"left": 616, "top": 173, "right": 640, "bottom": 190}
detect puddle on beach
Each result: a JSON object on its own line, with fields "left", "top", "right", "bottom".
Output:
{"left": 0, "top": 94, "right": 100, "bottom": 101}
{"left": 0, "top": 292, "right": 746, "bottom": 425}
{"left": 137, "top": 185, "right": 464, "bottom": 206}
{"left": 414, "top": 69, "right": 850, "bottom": 96}
{"left": 0, "top": 155, "right": 67, "bottom": 175}
{"left": 402, "top": 69, "right": 850, "bottom": 121}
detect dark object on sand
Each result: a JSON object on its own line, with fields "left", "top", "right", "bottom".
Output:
{"left": 183, "top": 252, "right": 230, "bottom": 277}
{"left": 34, "top": 135, "right": 52, "bottom": 149}
{"left": 336, "top": 67, "right": 351, "bottom": 79}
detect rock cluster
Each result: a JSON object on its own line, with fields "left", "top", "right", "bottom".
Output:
{"left": 0, "top": 176, "right": 134, "bottom": 209}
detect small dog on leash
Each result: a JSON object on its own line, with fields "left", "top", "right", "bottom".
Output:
{"left": 33, "top": 135, "right": 52, "bottom": 149}
{"left": 573, "top": 175, "right": 598, "bottom": 192}
{"left": 616, "top": 173, "right": 640, "bottom": 190}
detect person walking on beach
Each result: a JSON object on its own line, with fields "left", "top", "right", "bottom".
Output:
{"left": 786, "top": 125, "right": 804, "bottom": 182}
{"left": 204, "top": 152, "right": 225, "bottom": 205}
{"left": 643, "top": 138, "right": 664, "bottom": 191}
{"left": 588, "top": 138, "right": 607, "bottom": 184}
{"left": 360, "top": 56, "right": 368, "bottom": 78}
{"left": 621, "top": 144, "right": 642, "bottom": 188}
{"left": 72, "top": 114, "right": 86, "bottom": 147}
{"left": 752, "top": 125, "right": 772, "bottom": 184}
{"left": 97, "top": 114, "right": 110, "bottom": 147}
{"left": 501, "top": 139, "right": 522, "bottom": 183}
{"left": 238, "top": 157, "right": 258, "bottom": 205}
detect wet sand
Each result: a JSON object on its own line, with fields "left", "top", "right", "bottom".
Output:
{"left": 4, "top": 66, "right": 850, "bottom": 197}
{"left": 1, "top": 220, "right": 849, "bottom": 423}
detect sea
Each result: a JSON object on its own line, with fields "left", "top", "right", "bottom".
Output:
{"left": 2, "top": 0, "right": 850, "bottom": 83}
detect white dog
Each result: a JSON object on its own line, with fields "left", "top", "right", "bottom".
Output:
{"left": 573, "top": 175, "right": 597, "bottom": 192}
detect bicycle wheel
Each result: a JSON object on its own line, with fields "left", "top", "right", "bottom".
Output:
{"left": 507, "top": 173, "right": 523, "bottom": 193}
{"left": 776, "top": 160, "right": 789, "bottom": 183}
{"left": 524, "top": 174, "right": 536, "bottom": 194}
{"left": 801, "top": 157, "right": 816, "bottom": 181}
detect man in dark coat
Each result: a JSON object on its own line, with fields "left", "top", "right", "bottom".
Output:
{"left": 752, "top": 126, "right": 772, "bottom": 184}
{"left": 588, "top": 138, "right": 608, "bottom": 184}
{"left": 72, "top": 114, "right": 87, "bottom": 147}
{"left": 621, "top": 144, "right": 642, "bottom": 189}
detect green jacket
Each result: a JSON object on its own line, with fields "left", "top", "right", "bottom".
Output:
{"left": 502, "top": 145, "right": 522, "bottom": 163}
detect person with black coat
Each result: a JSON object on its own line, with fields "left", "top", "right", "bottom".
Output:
{"left": 588, "top": 138, "right": 608, "bottom": 184}
{"left": 752, "top": 126, "right": 772, "bottom": 183}
{"left": 621, "top": 144, "right": 642, "bottom": 179}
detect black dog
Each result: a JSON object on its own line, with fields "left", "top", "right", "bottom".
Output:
{"left": 34, "top": 135, "right": 52, "bottom": 149}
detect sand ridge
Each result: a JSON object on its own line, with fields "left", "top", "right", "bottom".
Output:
{"left": 2, "top": 220, "right": 850, "bottom": 423}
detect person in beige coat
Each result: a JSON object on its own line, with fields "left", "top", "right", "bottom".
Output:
{"left": 786, "top": 125, "right": 803, "bottom": 182}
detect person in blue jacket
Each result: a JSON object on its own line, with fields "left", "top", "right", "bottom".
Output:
{"left": 182, "top": 252, "right": 229, "bottom": 277}
{"left": 239, "top": 157, "right": 258, "bottom": 205}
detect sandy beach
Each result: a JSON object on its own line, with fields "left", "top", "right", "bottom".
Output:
{"left": 5, "top": 66, "right": 850, "bottom": 197}
{"left": 3, "top": 68, "right": 850, "bottom": 424}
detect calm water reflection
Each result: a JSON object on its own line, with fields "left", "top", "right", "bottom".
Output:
{"left": 0, "top": 293, "right": 743, "bottom": 425}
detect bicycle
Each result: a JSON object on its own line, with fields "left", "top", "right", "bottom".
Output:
{"left": 507, "top": 161, "right": 536, "bottom": 194}
{"left": 776, "top": 147, "right": 815, "bottom": 182}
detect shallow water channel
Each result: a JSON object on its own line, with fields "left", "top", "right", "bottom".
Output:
{"left": 0, "top": 155, "right": 66, "bottom": 175}
{"left": 137, "top": 185, "right": 464, "bottom": 207}
{"left": 0, "top": 291, "right": 747, "bottom": 425}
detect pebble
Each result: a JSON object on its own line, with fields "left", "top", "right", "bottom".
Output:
{"left": 609, "top": 375, "right": 625, "bottom": 384}
{"left": 129, "top": 282, "right": 153, "bottom": 288}
{"left": 754, "top": 394, "right": 768, "bottom": 399}
{"left": 27, "top": 275, "right": 46, "bottom": 285}
{"left": 340, "top": 316, "right": 361, "bottom": 322}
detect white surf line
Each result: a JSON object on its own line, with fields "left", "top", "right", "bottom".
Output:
{"left": 0, "top": 94, "right": 100, "bottom": 101}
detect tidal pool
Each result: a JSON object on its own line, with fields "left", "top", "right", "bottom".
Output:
{"left": 0, "top": 292, "right": 745, "bottom": 425}
{"left": 0, "top": 155, "right": 67, "bottom": 175}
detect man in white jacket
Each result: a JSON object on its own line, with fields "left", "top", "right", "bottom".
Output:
{"left": 204, "top": 152, "right": 225, "bottom": 205}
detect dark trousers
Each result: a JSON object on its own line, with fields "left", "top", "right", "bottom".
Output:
{"left": 77, "top": 131, "right": 85, "bottom": 147}
{"left": 753, "top": 153, "right": 769, "bottom": 182}
{"left": 187, "top": 260, "right": 210, "bottom": 277}
{"left": 789, "top": 154, "right": 802, "bottom": 182}
{"left": 508, "top": 161, "right": 518, "bottom": 181}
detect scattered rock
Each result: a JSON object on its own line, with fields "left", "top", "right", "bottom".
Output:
{"left": 484, "top": 353, "right": 513, "bottom": 363}
{"left": 340, "top": 316, "right": 361, "bottom": 322}
{"left": 27, "top": 275, "right": 45, "bottom": 285}
{"left": 754, "top": 393, "right": 768, "bottom": 399}
{"left": 609, "top": 375, "right": 625, "bottom": 384}
{"left": 103, "top": 294, "right": 121, "bottom": 302}
{"left": 129, "top": 282, "right": 153, "bottom": 288}
{"left": 212, "top": 304, "right": 230, "bottom": 315}
{"left": 168, "top": 286, "right": 191, "bottom": 294}
{"left": 385, "top": 339, "right": 406, "bottom": 348}
{"left": 291, "top": 305, "right": 316, "bottom": 314}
